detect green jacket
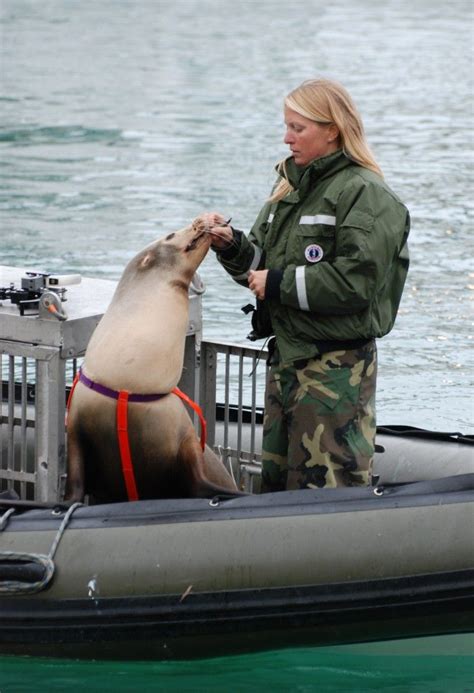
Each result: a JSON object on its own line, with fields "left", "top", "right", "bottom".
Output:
{"left": 217, "top": 150, "right": 410, "bottom": 363}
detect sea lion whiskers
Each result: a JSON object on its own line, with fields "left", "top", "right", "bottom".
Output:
{"left": 193, "top": 217, "right": 232, "bottom": 236}
{"left": 185, "top": 231, "right": 206, "bottom": 252}
{"left": 204, "top": 230, "right": 240, "bottom": 248}
{"left": 182, "top": 219, "right": 214, "bottom": 253}
{"left": 200, "top": 217, "right": 240, "bottom": 250}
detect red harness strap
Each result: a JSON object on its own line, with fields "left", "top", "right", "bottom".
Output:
{"left": 116, "top": 388, "right": 206, "bottom": 501}
{"left": 116, "top": 391, "right": 139, "bottom": 502}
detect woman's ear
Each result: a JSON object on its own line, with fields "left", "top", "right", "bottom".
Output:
{"left": 328, "top": 123, "right": 340, "bottom": 144}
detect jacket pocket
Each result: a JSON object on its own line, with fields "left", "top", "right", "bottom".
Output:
{"left": 338, "top": 209, "right": 374, "bottom": 233}
{"left": 296, "top": 222, "right": 336, "bottom": 263}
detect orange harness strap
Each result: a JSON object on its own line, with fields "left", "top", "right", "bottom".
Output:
{"left": 172, "top": 386, "right": 207, "bottom": 453}
{"left": 66, "top": 372, "right": 80, "bottom": 422}
{"left": 116, "top": 391, "right": 139, "bottom": 502}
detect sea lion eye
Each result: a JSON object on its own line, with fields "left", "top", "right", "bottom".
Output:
{"left": 165, "top": 233, "right": 175, "bottom": 241}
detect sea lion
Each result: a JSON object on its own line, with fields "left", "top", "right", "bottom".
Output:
{"left": 65, "top": 221, "right": 239, "bottom": 503}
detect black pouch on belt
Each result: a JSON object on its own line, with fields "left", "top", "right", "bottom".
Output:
{"left": 241, "top": 301, "right": 273, "bottom": 341}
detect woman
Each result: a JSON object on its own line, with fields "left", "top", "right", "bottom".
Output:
{"left": 199, "top": 78, "right": 410, "bottom": 492}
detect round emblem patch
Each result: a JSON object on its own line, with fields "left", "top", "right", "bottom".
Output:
{"left": 304, "top": 244, "right": 324, "bottom": 263}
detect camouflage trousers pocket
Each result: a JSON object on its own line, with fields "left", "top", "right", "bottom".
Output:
{"left": 292, "top": 347, "right": 374, "bottom": 415}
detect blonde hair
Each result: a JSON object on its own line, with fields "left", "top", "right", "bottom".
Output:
{"left": 270, "top": 78, "right": 383, "bottom": 202}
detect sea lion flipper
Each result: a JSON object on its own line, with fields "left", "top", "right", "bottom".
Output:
{"left": 176, "top": 435, "right": 241, "bottom": 498}
{"left": 174, "top": 434, "right": 208, "bottom": 497}
{"left": 202, "top": 445, "right": 238, "bottom": 491}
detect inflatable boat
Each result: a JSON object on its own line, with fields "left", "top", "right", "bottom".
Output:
{"left": 0, "top": 426, "right": 472, "bottom": 660}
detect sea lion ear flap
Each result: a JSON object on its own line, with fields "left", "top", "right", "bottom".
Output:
{"left": 139, "top": 253, "right": 153, "bottom": 269}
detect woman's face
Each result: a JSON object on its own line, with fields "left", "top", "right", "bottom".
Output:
{"left": 283, "top": 106, "right": 339, "bottom": 166}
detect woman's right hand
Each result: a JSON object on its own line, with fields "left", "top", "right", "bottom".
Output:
{"left": 194, "top": 212, "right": 234, "bottom": 249}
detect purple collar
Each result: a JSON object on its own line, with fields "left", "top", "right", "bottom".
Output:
{"left": 78, "top": 369, "right": 166, "bottom": 403}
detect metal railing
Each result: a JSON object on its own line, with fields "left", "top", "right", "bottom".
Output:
{"left": 0, "top": 345, "right": 67, "bottom": 501}
{"left": 199, "top": 339, "right": 268, "bottom": 492}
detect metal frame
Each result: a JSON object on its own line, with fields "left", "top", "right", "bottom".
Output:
{"left": 0, "top": 341, "right": 65, "bottom": 501}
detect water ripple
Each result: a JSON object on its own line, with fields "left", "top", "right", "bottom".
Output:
{"left": 0, "top": 125, "right": 124, "bottom": 145}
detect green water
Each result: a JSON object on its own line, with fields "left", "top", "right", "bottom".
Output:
{"left": 1, "top": 638, "right": 473, "bottom": 692}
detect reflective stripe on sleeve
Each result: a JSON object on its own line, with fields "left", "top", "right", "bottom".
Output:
{"left": 232, "top": 243, "right": 263, "bottom": 281}
{"left": 295, "top": 266, "right": 310, "bottom": 311}
{"left": 300, "top": 214, "right": 336, "bottom": 226}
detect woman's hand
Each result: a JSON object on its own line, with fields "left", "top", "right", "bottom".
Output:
{"left": 193, "top": 212, "right": 233, "bottom": 249}
{"left": 248, "top": 269, "right": 269, "bottom": 300}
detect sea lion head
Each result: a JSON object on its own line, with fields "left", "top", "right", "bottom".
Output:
{"left": 131, "top": 220, "right": 213, "bottom": 285}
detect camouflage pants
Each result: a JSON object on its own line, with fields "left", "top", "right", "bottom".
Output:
{"left": 260, "top": 341, "right": 377, "bottom": 492}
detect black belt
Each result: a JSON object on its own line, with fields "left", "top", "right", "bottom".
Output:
{"left": 269, "top": 337, "right": 374, "bottom": 368}
{"left": 313, "top": 337, "right": 373, "bottom": 353}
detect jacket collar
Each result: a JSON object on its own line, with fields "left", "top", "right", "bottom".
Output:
{"left": 278, "top": 150, "right": 352, "bottom": 202}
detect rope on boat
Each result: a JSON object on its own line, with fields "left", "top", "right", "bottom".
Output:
{"left": 0, "top": 502, "right": 82, "bottom": 595}
{"left": 0, "top": 508, "right": 16, "bottom": 531}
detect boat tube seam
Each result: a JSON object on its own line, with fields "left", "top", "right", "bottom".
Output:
{"left": 4, "top": 487, "right": 474, "bottom": 531}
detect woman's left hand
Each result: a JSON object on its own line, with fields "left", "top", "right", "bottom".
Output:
{"left": 248, "top": 270, "right": 268, "bottom": 300}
